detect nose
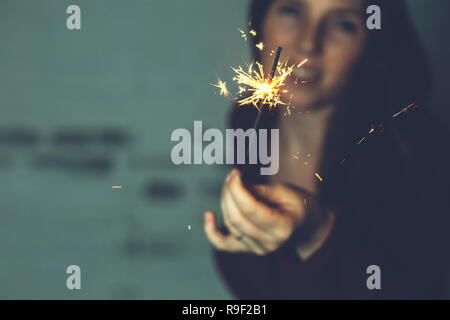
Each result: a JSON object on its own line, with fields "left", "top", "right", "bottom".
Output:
{"left": 298, "top": 21, "right": 322, "bottom": 56}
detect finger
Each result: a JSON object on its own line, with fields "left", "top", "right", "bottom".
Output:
{"left": 223, "top": 190, "right": 269, "bottom": 241}
{"left": 222, "top": 192, "right": 269, "bottom": 254}
{"left": 227, "top": 171, "right": 277, "bottom": 226}
{"left": 221, "top": 190, "right": 242, "bottom": 237}
{"left": 203, "top": 210, "right": 248, "bottom": 253}
{"left": 252, "top": 184, "right": 304, "bottom": 210}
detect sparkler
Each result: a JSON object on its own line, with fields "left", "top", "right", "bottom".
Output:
{"left": 238, "top": 46, "right": 283, "bottom": 131}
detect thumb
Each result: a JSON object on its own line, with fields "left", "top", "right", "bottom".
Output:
{"left": 252, "top": 183, "right": 303, "bottom": 207}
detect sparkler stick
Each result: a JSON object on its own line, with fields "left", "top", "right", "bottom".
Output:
{"left": 251, "top": 47, "right": 283, "bottom": 131}
{"left": 242, "top": 47, "right": 283, "bottom": 183}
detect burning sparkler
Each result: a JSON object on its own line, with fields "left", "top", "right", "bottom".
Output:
{"left": 233, "top": 56, "right": 308, "bottom": 113}
{"left": 233, "top": 61, "right": 291, "bottom": 111}
{"left": 245, "top": 47, "right": 283, "bottom": 130}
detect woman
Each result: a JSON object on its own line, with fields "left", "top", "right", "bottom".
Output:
{"left": 204, "top": 0, "right": 450, "bottom": 299}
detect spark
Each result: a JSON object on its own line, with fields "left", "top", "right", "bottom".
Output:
{"left": 270, "top": 50, "right": 275, "bottom": 56}
{"left": 393, "top": 103, "right": 419, "bottom": 118}
{"left": 297, "top": 58, "right": 308, "bottom": 68}
{"left": 232, "top": 60, "right": 296, "bottom": 111}
{"left": 237, "top": 28, "right": 248, "bottom": 41}
{"left": 238, "top": 86, "right": 246, "bottom": 95}
{"left": 284, "top": 106, "right": 293, "bottom": 116}
{"left": 188, "top": 225, "right": 191, "bottom": 231}
{"left": 292, "top": 152, "right": 300, "bottom": 160}
{"left": 283, "top": 94, "right": 295, "bottom": 116}
{"left": 315, "top": 173, "right": 324, "bottom": 182}
{"left": 249, "top": 30, "right": 257, "bottom": 37}
{"left": 112, "top": 186, "right": 123, "bottom": 189}
{"left": 357, "top": 137, "right": 367, "bottom": 145}
{"left": 256, "top": 42, "right": 264, "bottom": 51}
{"left": 210, "top": 79, "right": 230, "bottom": 98}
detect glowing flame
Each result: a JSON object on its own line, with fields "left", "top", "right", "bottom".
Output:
{"left": 232, "top": 60, "right": 296, "bottom": 111}
{"left": 210, "top": 79, "right": 230, "bottom": 98}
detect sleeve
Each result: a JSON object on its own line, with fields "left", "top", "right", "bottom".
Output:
{"left": 212, "top": 218, "right": 372, "bottom": 299}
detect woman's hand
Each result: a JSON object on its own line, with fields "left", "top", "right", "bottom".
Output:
{"left": 204, "top": 169, "right": 335, "bottom": 259}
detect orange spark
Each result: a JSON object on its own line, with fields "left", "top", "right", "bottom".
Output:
{"left": 292, "top": 152, "right": 300, "bottom": 160}
{"left": 315, "top": 173, "right": 324, "bottom": 182}
{"left": 393, "top": 103, "right": 419, "bottom": 118}
{"left": 297, "top": 58, "right": 308, "bottom": 68}
{"left": 112, "top": 186, "right": 123, "bottom": 189}
{"left": 249, "top": 30, "right": 257, "bottom": 37}
{"left": 256, "top": 42, "right": 264, "bottom": 51}
{"left": 357, "top": 137, "right": 367, "bottom": 145}
{"left": 237, "top": 28, "right": 248, "bottom": 41}
{"left": 232, "top": 60, "right": 296, "bottom": 111}
{"left": 210, "top": 79, "right": 230, "bottom": 97}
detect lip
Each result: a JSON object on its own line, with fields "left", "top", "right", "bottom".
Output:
{"left": 292, "top": 66, "right": 321, "bottom": 84}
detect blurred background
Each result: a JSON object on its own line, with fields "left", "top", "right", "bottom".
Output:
{"left": 0, "top": 0, "right": 448, "bottom": 299}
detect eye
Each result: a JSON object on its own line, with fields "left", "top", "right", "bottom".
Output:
{"left": 278, "top": 4, "right": 301, "bottom": 17}
{"left": 335, "top": 19, "right": 357, "bottom": 33}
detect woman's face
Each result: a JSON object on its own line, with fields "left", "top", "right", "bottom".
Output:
{"left": 261, "top": 0, "right": 367, "bottom": 109}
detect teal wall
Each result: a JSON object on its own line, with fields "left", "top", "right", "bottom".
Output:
{"left": 0, "top": 0, "right": 252, "bottom": 299}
